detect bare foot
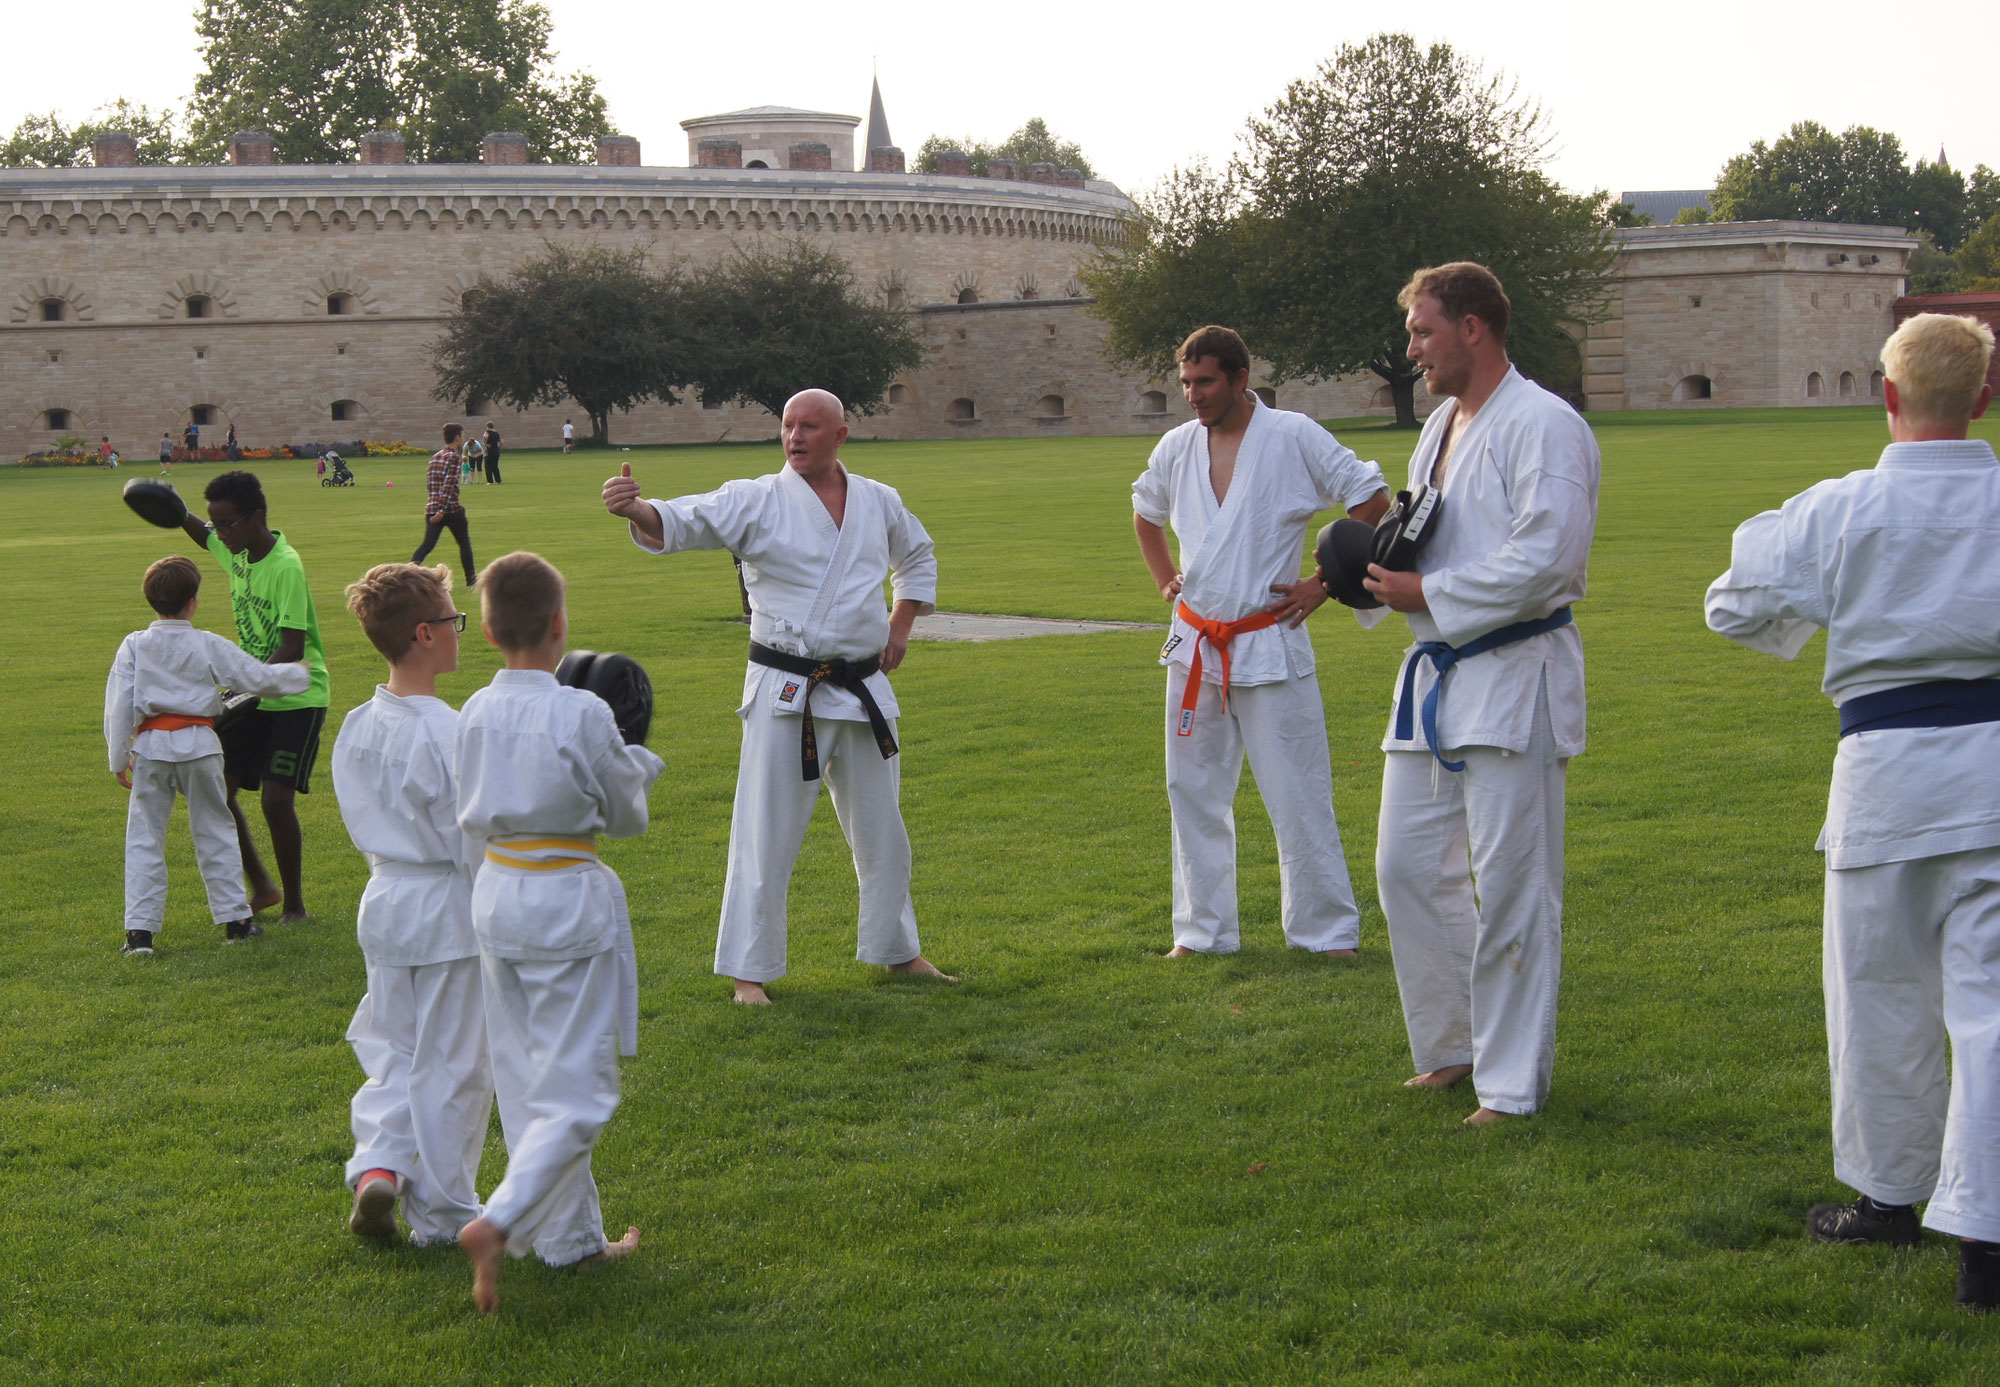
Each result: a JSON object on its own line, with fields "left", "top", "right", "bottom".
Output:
{"left": 1404, "top": 1064, "right": 1474, "bottom": 1090}
{"left": 887, "top": 956, "right": 958, "bottom": 982}
{"left": 732, "top": 979, "right": 771, "bottom": 1005}
{"left": 278, "top": 909, "right": 309, "bottom": 926}
{"left": 1164, "top": 945, "right": 1203, "bottom": 958}
{"left": 248, "top": 886, "right": 282, "bottom": 914}
{"left": 1463, "top": 1107, "right": 1509, "bottom": 1126}
{"left": 1317, "top": 948, "right": 1359, "bottom": 958}
{"left": 578, "top": 1226, "right": 641, "bottom": 1269}
{"left": 459, "top": 1217, "right": 505, "bottom": 1314}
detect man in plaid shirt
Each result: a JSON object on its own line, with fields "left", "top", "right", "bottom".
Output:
{"left": 412, "top": 423, "right": 478, "bottom": 585}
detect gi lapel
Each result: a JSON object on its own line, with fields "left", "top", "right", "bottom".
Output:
{"left": 1182, "top": 403, "right": 1269, "bottom": 601}
{"left": 797, "top": 464, "right": 862, "bottom": 654}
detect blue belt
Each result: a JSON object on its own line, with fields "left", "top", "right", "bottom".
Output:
{"left": 1838, "top": 678, "right": 2000, "bottom": 738}
{"left": 1394, "top": 607, "right": 1573, "bottom": 771}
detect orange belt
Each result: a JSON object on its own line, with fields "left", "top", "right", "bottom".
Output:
{"left": 1173, "top": 600, "right": 1278, "bottom": 736}
{"left": 135, "top": 713, "right": 214, "bottom": 734}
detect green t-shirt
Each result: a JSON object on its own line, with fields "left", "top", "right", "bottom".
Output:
{"left": 205, "top": 529, "right": 329, "bottom": 710}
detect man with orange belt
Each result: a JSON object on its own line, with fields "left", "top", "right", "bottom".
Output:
{"left": 1132, "top": 326, "right": 1389, "bottom": 957}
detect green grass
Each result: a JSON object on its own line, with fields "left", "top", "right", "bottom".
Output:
{"left": 3, "top": 407, "right": 1997, "bottom": 1385}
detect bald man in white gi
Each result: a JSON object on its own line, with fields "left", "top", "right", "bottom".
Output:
{"left": 1361, "top": 263, "right": 1599, "bottom": 1126}
{"left": 1705, "top": 312, "right": 2000, "bottom": 1313}
{"left": 602, "top": 389, "right": 949, "bottom": 1006}
{"left": 1133, "top": 325, "right": 1388, "bottom": 958}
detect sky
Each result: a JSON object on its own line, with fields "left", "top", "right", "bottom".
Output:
{"left": 5, "top": 0, "right": 1992, "bottom": 202}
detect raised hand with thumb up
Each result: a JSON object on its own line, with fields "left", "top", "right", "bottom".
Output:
{"left": 602, "top": 460, "right": 665, "bottom": 547}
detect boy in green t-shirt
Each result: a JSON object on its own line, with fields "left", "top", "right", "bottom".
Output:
{"left": 178, "top": 470, "right": 331, "bottom": 923}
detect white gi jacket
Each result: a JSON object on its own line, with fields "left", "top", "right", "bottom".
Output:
{"left": 1380, "top": 368, "right": 1599, "bottom": 757}
{"left": 1705, "top": 438, "right": 2000, "bottom": 869}
{"left": 634, "top": 464, "right": 938, "bottom": 722}
{"left": 1133, "top": 397, "right": 1386, "bottom": 686}
{"left": 331, "top": 687, "right": 482, "bottom": 967}
{"left": 104, "top": 619, "right": 309, "bottom": 771}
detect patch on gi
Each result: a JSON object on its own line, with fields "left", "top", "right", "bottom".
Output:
{"left": 1178, "top": 708, "right": 1195, "bottom": 735}
{"left": 779, "top": 680, "right": 802, "bottom": 705}
{"left": 1162, "top": 633, "right": 1183, "bottom": 658}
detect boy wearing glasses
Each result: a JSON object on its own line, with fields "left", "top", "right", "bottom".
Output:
{"left": 330, "top": 562, "right": 493, "bottom": 1247}
{"left": 178, "top": 470, "right": 330, "bottom": 924}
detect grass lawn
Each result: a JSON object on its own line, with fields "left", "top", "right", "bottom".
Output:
{"left": 3, "top": 405, "right": 1997, "bottom": 1384}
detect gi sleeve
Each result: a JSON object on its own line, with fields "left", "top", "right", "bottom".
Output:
{"left": 422, "top": 719, "right": 483, "bottom": 884}
{"left": 202, "top": 630, "right": 311, "bottom": 699}
{"left": 105, "top": 637, "right": 138, "bottom": 772}
{"left": 1423, "top": 413, "right": 1598, "bottom": 647}
{"left": 1305, "top": 425, "right": 1387, "bottom": 511}
{"left": 884, "top": 489, "right": 938, "bottom": 612}
{"left": 1704, "top": 505, "right": 1822, "bottom": 659}
{"left": 634, "top": 479, "right": 767, "bottom": 557}
{"left": 584, "top": 697, "right": 665, "bottom": 840}
{"left": 1131, "top": 436, "right": 1173, "bottom": 527}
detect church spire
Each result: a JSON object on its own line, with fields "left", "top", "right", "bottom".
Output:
{"left": 864, "top": 74, "right": 893, "bottom": 161}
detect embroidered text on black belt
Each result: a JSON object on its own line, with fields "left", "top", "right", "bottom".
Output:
{"left": 748, "top": 641, "right": 898, "bottom": 781}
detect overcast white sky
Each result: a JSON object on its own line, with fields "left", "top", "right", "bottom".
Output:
{"left": 5, "top": 0, "right": 1992, "bottom": 201}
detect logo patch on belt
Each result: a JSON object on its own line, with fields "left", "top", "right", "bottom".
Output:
{"left": 779, "top": 680, "right": 801, "bottom": 705}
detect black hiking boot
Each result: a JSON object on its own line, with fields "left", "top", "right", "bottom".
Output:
{"left": 1808, "top": 1195, "right": 1921, "bottom": 1248}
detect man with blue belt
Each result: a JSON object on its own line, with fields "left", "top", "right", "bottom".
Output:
{"left": 1361, "top": 263, "right": 1600, "bottom": 1125}
{"left": 1706, "top": 311, "right": 2000, "bottom": 1313}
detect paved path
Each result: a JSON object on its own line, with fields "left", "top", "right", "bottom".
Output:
{"left": 911, "top": 611, "right": 1166, "bottom": 642}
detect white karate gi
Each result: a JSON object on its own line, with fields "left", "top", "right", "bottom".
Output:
{"left": 1705, "top": 438, "right": 2000, "bottom": 1242}
{"left": 1372, "top": 367, "right": 1599, "bottom": 1115}
{"left": 1132, "top": 397, "right": 1387, "bottom": 954}
{"left": 632, "top": 464, "right": 939, "bottom": 983}
{"left": 331, "top": 686, "right": 491, "bottom": 1245}
{"left": 456, "top": 670, "right": 664, "bottom": 1264}
{"left": 103, "top": 619, "right": 309, "bottom": 932}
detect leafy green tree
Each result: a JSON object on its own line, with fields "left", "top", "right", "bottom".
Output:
{"left": 1957, "top": 213, "right": 2000, "bottom": 291}
{"left": 1969, "top": 165, "right": 2000, "bottom": 227}
{"left": 187, "top": 0, "right": 610, "bottom": 164}
{"left": 1905, "top": 235, "right": 1959, "bottom": 296}
{"left": 1670, "top": 206, "right": 1712, "bottom": 225}
{"left": 1712, "top": 123, "right": 1983, "bottom": 250}
{"left": 684, "top": 240, "right": 929, "bottom": 419}
{"left": 1908, "top": 158, "right": 1968, "bottom": 253}
{"left": 429, "top": 244, "right": 694, "bottom": 444}
{"left": 914, "top": 117, "right": 1095, "bottom": 179}
{"left": 2, "top": 101, "right": 184, "bottom": 167}
{"left": 1085, "top": 33, "right": 1615, "bottom": 427}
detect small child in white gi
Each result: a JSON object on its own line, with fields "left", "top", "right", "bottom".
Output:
{"left": 331, "top": 562, "right": 493, "bottom": 1246}
{"left": 453, "top": 551, "right": 663, "bottom": 1314}
{"left": 105, "top": 555, "right": 310, "bottom": 955}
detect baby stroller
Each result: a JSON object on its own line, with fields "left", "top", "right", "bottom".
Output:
{"left": 320, "top": 450, "right": 355, "bottom": 487}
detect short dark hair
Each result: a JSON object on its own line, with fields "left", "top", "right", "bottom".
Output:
{"left": 443, "top": 423, "right": 463, "bottom": 444}
{"left": 479, "top": 551, "right": 566, "bottom": 652}
{"left": 1399, "top": 263, "right": 1511, "bottom": 340}
{"left": 143, "top": 555, "right": 202, "bottom": 616}
{"left": 204, "top": 470, "right": 266, "bottom": 518}
{"left": 1177, "top": 325, "right": 1251, "bottom": 378}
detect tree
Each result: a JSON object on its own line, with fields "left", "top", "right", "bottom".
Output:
{"left": 1085, "top": 33, "right": 1615, "bottom": 427}
{"left": 429, "top": 244, "right": 693, "bottom": 444}
{"left": 1711, "top": 123, "right": 1984, "bottom": 251}
{"left": 1905, "top": 235, "right": 1959, "bottom": 296}
{"left": 1958, "top": 213, "right": 2000, "bottom": 291}
{"left": 2, "top": 101, "right": 184, "bottom": 167}
{"left": 684, "top": 240, "right": 929, "bottom": 419}
{"left": 186, "top": 0, "right": 610, "bottom": 164}
{"left": 914, "top": 117, "right": 1095, "bottom": 179}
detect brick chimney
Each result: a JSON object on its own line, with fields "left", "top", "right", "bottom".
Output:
{"left": 867, "top": 145, "right": 905, "bottom": 173}
{"left": 480, "top": 132, "right": 530, "bottom": 165}
{"left": 935, "top": 148, "right": 971, "bottom": 177}
{"left": 228, "top": 130, "right": 277, "bottom": 165}
{"left": 93, "top": 132, "right": 139, "bottom": 168}
{"left": 696, "top": 138, "right": 742, "bottom": 169}
{"left": 985, "top": 157, "right": 1020, "bottom": 181}
{"left": 359, "top": 130, "right": 407, "bottom": 165}
{"left": 595, "top": 135, "right": 640, "bottom": 166}
{"left": 1025, "top": 162, "right": 1058, "bottom": 185}
{"left": 1058, "top": 168, "right": 1085, "bottom": 189}
{"left": 788, "top": 142, "right": 832, "bottom": 172}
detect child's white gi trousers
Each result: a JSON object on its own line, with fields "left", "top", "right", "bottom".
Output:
{"left": 124, "top": 752, "right": 246, "bottom": 930}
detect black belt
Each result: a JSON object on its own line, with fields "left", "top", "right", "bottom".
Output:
{"left": 1838, "top": 678, "right": 2000, "bottom": 738}
{"left": 748, "top": 642, "right": 898, "bottom": 781}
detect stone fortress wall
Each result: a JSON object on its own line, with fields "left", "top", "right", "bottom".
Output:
{"left": 0, "top": 113, "right": 1926, "bottom": 461}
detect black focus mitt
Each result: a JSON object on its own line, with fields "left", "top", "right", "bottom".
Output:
{"left": 122, "top": 478, "right": 189, "bottom": 529}
{"left": 1313, "top": 485, "right": 1444, "bottom": 610}
{"left": 556, "top": 649, "right": 654, "bottom": 747}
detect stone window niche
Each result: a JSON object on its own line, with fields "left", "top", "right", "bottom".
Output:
{"left": 700, "top": 390, "right": 725, "bottom": 412}
{"left": 1033, "top": 394, "right": 1066, "bottom": 419}
{"left": 885, "top": 287, "right": 906, "bottom": 310}
{"left": 40, "top": 408, "right": 74, "bottom": 430}
{"left": 956, "top": 287, "right": 979, "bottom": 304}
{"left": 887, "top": 384, "right": 911, "bottom": 406}
{"left": 331, "top": 400, "right": 359, "bottom": 422}
{"left": 946, "top": 398, "right": 977, "bottom": 422}
{"left": 46, "top": 350, "right": 61, "bottom": 365}
{"left": 40, "top": 298, "right": 67, "bottom": 322}
{"left": 327, "top": 293, "right": 357, "bottom": 316}
{"left": 1139, "top": 391, "right": 1168, "bottom": 414}
{"left": 745, "top": 160, "right": 769, "bottom": 169}
{"left": 1870, "top": 371, "right": 1884, "bottom": 398}
{"left": 1807, "top": 372, "right": 1824, "bottom": 399}
{"left": 1253, "top": 387, "right": 1277, "bottom": 408}
{"left": 185, "top": 295, "right": 212, "bottom": 319}
{"left": 1687, "top": 295, "right": 1702, "bottom": 308}
{"left": 189, "top": 404, "right": 217, "bottom": 426}
{"left": 1673, "top": 375, "right": 1712, "bottom": 402}
{"left": 1838, "top": 371, "right": 1856, "bottom": 398}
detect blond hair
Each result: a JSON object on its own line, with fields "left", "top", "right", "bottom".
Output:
{"left": 1881, "top": 313, "right": 1995, "bottom": 427}
{"left": 478, "top": 551, "right": 565, "bottom": 652}
{"left": 345, "top": 562, "right": 453, "bottom": 662}
{"left": 143, "top": 555, "right": 201, "bottom": 616}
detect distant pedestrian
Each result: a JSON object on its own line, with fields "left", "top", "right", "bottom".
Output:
{"left": 462, "top": 435, "right": 485, "bottom": 484}
{"left": 227, "top": 423, "right": 241, "bottom": 462}
{"left": 412, "top": 424, "right": 478, "bottom": 586}
{"left": 562, "top": 420, "right": 574, "bottom": 455}
{"left": 100, "top": 437, "right": 115, "bottom": 468}
{"left": 482, "top": 422, "right": 502, "bottom": 485}
{"left": 184, "top": 421, "right": 200, "bottom": 456}
{"left": 159, "top": 432, "right": 174, "bottom": 475}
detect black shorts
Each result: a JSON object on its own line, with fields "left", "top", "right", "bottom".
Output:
{"left": 221, "top": 705, "right": 327, "bottom": 793}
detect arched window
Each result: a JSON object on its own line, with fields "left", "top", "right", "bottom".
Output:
{"left": 189, "top": 404, "right": 217, "bottom": 426}
{"left": 700, "top": 390, "right": 725, "bottom": 412}
{"left": 331, "top": 400, "right": 359, "bottom": 422}
{"left": 1674, "top": 375, "right": 1713, "bottom": 402}
{"left": 1870, "top": 370, "right": 1884, "bottom": 398}
{"left": 745, "top": 159, "right": 769, "bottom": 169}
{"left": 1370, "top": 385, "right": 1394, "bottom": 409}
{"left": 1253, "top": 387, "right": 1277, "bottom": 408}
{"left": 887, "top": 384, "right": 911, "bottom": 405}
{"left": 1838, "top": 371, "right": 1856, "bottom": 398}
{"left": 885, "top": 287, "right": 905, "bottom": 310}
{"left": 40, "top": 408, "right": 73, "bottom": 430}
{"left": 185, "top": 295, "right": 211, "bottom": 319}
{"left": 1033, "top": 394, "right": 1065, "bottom": 418}
{"left": 1139, "top": 391, "right": 1167, "bottom": 414}
{"left": 956, "top": 287, "right": 979, "bottom": 304}
{"left": 327, "top": 293, "right": 357, "bottom": 316}
{"left": 1807, "top": 372, "right": 1824, "bottom": 399}
{"left": 946, "top": 398, "right": 976, "bottom": 421}
{"left": 40, "top": 298, "right": 67, "bottom": 322}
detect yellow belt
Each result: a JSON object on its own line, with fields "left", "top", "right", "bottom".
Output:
{"left": 484, "top": 837, "right": 598, "bottom": 871}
